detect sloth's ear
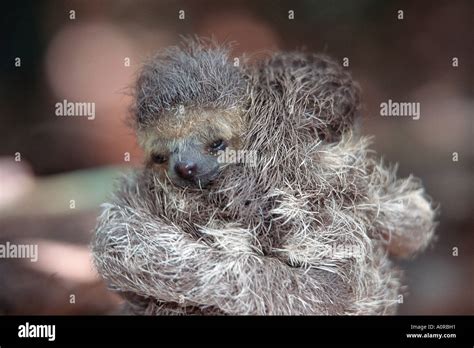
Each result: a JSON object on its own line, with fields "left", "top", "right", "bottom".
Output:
{"left": 248, "top": 52, "right": 361, "bottom": 142}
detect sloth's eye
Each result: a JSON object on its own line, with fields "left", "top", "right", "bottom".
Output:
{"left": 210, "top": 139, "right": 226, "bottom": 152}
{"left": 152, "top": 154, "right": 168, "bottom": 164}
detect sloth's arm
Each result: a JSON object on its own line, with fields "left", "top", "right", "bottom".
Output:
{"left": 92, "top": 201, "right": 352, "bottom": 315}
{"left": 368, "top": 165, "right": 436, "bottom": 258}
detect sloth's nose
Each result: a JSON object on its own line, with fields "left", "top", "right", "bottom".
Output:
{"left": 174, "top": 161, "right": 197, "bottom": 180}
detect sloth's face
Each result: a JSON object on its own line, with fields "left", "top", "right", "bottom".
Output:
{"left": 139, "top": 108, "right": 243, "bottom": 188}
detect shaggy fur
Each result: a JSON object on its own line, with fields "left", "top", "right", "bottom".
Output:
{"left": 133, "top": 39, "right": 246, "bottom": 130}
{"left": 92, "top": 39, "right": 436, "bottom": 315}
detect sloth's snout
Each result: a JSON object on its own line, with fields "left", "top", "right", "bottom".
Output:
{"left": 174, "top": 161, "right": 198, "bottom": 181}
{"left": 169, "top": 148, "right": 220, "bottom": 188}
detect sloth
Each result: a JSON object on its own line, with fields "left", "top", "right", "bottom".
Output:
{"left": 92, "top": 38, "right": 436, "bottom": 315}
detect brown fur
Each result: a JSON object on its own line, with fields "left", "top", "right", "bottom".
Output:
{"left": 92, "top": 39, "right": 436, "bottom": 315}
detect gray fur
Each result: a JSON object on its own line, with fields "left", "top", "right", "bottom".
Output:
{"left": 92, "top": 40, "right": 436, "bottom": 315}
{"left": 133, "top": 38, "right": 246, "bottom": 129}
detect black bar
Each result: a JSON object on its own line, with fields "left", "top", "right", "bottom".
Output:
{"left": 0, "top": 316, "right": 472, "bottom": 346}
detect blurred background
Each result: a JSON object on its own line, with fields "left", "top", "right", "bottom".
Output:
{"left": 0, "top": 0, "right": 472, "bottom": 314}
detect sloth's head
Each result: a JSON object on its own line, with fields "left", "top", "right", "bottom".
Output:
{"left": 132, "top": 39, "right": 246, "bottom": 188}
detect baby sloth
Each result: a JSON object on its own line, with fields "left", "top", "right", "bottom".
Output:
{"left": 92, "top": 39, "right": 436, "bottom": 315}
